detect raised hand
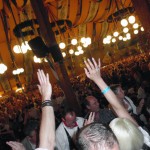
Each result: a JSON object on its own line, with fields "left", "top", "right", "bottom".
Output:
{"left": 84, "top": 58, "right": 101, "bottom": 82}
{"left": 84, "top": 112, "right": 95, "bottom": 126}
{"left": 37, "top": 69, "right": 52, "bottom": 101}
{"left": 6, "top": 141, "right": 25, "bottom": 150}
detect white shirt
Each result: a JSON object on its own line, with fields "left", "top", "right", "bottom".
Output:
{"left": 123, "top": 96, "right": 137, "bottom": 115}
{"left": 138, "top": 127, "right": 150, "bottom": 147}
{"left": 35, "top": 148, "right": 48, "bottom": 150}
{"left": 55, "top": 117, "right": 84, "bottom": 150}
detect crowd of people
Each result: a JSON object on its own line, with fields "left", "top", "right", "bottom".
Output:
{"left": 0, "top": 53, "right": 150, "bottom": 150}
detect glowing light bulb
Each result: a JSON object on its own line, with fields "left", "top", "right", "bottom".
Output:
{"left": 121, "top": 19, "right": 128, "bottom": 27}
{"left": 13, "top": 45, "right": 21, "bottom": 53}
{"left": 128, "top": 15, "right": 135, "bottom": 24}
{"left": 123, "top": 27, "right": 129, "bottom": 33}
{"left": 141, "top": 27, "right": 144, "bottom": 31}
{"left": 71, "top": 39, "right": 77, "bottom": 45}
{"left": 59, "top": 42, "right": 66, "bottom": 49}
{"left": 69, "top": 49, "right": 74, "bottom": 54}
{"left": 107, "top": 35, "right": 112, "bottom": 40}
{"left": 112, "top": 38, "right": 116, "bottom": 43}
{"left": 134, "top": 30, "right": 138, "bottom": 34}
{"left": 119, "top": 36, "right": 123, "bottom": 40}
{"left": 113, "top": 32, "right": 119, "bottom": 37}
{"left": 62, "top": 52, "right": 66, "bottom": 57}
{"left": 77, "top": 46, "right": 82, "bottom": 51}
{"left": 133, "top": 23, "right": 139, "bottom": 29}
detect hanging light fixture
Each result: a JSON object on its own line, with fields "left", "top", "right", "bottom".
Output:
{"left": 86, "top": 37, "right": 91, "bottom": 45}
{"left": 62, "top": 52, "right": 66, "bottom": 57}
{"left": 121, "top": 19, "right": 128, "bottom": 27}
{"left": 134, "top": 30, "right": 139, "bottom": 34}
{"left": 13, "top": 45, "right": 21, "bottom": 53}
{"left": 75, "top": 51, "right": 80, "bottom": 56}
{"left": 119, "top": 36, "right": 123, "bottom": 40}
{"left": 12, "top": 68, "right": 24, "bottom": 75}
{"left": 69, "top": 49, "right": 74, "bottom": 54}
{"left": 77, "top": 46, "right": 82, "bottom": 51}
{"left": 133, "top": 23, "right": 139, "bottom": 29}
{"left": 123, "top": 37, "right": 127, "bottom": 41}
{"left": 107, "top": 35, "right": 112, "bottom": 40}
{"left": 59, "top": 42, "right": 66, "bottom": 49}
{"left": 80, "top": 37, "right": 86, "bottom": 43}
{"left": 83, "top": 43, "right": 88, "bottom": 47}
{"left": 123, "top": 27, "right": 129, "bottom": 33}
{"left": 128, "top": 15, "right": 135, "bottom": 24}
{"left": 21, "top": 41, "right": 31, "bottom": 53}
{"left": 140, "top": 27, "right": 144, "bottom": 31}
{"left": 112, "top": 38, "right": 116, "bottom": 43}
{"left": 33, "top": 56, "right": 42, "bottom": 63}
{"left": 71, "top": 39, "right": 78, "bottom": 45}
{"left": 79, "top": 49, "right": 84, "bottom": 54}
{"left": 113, "top": 31, "right": 119, "bottom": 37}
{"left": 0, "top": 63, "right": 7, "bottom": 74}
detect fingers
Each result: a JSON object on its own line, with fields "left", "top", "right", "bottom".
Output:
{"left": 84, "top": 68, "right": 90, "bottom": 78}
{"left": 84, "top": 58, "right": 101, "bottom": 72}
{"left": 37, "top": 69, "right": 48, "bottom": 85}
{"left": 37, "top": 70, "right": 46, "bottom": 83}
{"left": 84, "top": 59, "right": 92, "bottom": 73}
{"left": 89, "top": 112, "right": 95, "bottom": 122}
{"left": 98, "top": 58, "right": 101, "bottom": 68}
{"left": 92, "top": 58, "right": 98, "bottom": 69}
{"left": 87, "top": 58, "right": 95, "bottom": 70}
{"left": 6, "top": 141, "right": 23, "bottom": 150}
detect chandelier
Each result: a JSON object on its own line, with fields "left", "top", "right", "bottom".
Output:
{"left": 103, "top": 14, "right": 144, "bottom": 45}
{"left": 59, "top": 37, "right": 92, "bottom": 57}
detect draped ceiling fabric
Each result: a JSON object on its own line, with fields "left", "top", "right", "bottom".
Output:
{"left": 0, "top": 0, "right": 135, "bottom": 94}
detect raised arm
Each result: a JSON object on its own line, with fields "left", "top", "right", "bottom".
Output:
{"left": 37, "top": 69, "right": 55, "bottom": 150}
{"left": 84, "top": 58, "right": 138, "bottom": 126}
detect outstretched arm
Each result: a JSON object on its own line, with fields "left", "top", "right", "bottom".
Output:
{"left": 84, "top": 58, "right": 138, "bottom": 126}
{"left": 37, "top": 69, "right": 55, "bottom": 150}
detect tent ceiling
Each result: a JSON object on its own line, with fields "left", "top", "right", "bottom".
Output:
{"left": 0, "top": 0, "right": 136, "bottom": 95}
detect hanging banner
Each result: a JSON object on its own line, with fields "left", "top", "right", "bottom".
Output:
{"left": 0, "top": 75, "right": 11, "bottom": 92}
{"left": 84, "top": 1, "right": 99, "bottom": 23}
{"left": 11, "top": 0, "right": 28, "bottom": 10}
{"left": 58, "top": 0, "right": 68, "bottom": 19}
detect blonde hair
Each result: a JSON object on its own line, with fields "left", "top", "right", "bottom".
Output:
{"left": 109, "top": 118, "right": 144, "bottom": 150}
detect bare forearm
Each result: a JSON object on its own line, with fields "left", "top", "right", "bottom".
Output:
{"left": 94, "top": 78, "right": 138, "bottom": 126}
{"left": 39, "top": 106, "right": 55, "bottom": 150}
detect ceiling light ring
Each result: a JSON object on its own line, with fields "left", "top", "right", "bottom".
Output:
{"left": 107, "top": 7, "right": 135, "bottom": 23}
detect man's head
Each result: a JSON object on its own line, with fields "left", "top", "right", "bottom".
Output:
{"left": 110, "top": 84, "right": 125, "bottom": 100}
{"left": 77, "top": 123, "right": 119, "bottom": 150}
{"left": 24, "top": 120, "right": 39, "bottom": 145}
{"left": 84, "top": 96, "right": 100, "bottom": 112}
{"left": 61, "top": 107, "right": 77, "bottom": 128}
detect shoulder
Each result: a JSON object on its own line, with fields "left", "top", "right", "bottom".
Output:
{"left": 76, "top": 117, "right": 84, "bottom": 122}
{"left": 56, "top": 123, "right": 65, "bottom": 134}
{"left": 76, "top": 117, "right": 84, "bottom": 127}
